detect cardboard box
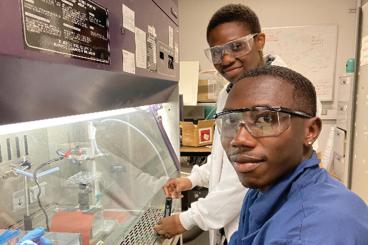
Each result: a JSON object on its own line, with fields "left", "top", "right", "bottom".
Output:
{"left": 180, "top": 120, "right": 215, "bottom": 147}
{"left": 197, "top": 79, "right": 217, "bottom": 102}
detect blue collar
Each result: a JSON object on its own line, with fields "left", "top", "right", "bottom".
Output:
{"left": 243, "top": 152, "right": 320, "bottom": 234}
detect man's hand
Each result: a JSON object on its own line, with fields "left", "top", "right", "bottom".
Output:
{"left": 163, "top": 177, "right": 192, "bottom": 199}
{"left": 154, "top": 214, "right": 186, "bottom": 239}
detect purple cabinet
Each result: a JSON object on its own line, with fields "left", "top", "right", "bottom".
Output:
{"left": 0, "top": 0, "right": 179, "bottom": 125}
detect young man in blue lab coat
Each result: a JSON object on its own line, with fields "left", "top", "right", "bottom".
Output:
{"left": 216, "top": 65, "right": 368, "bottom": 245}
{"left": 154, "top": 4, "right": 323, "bottom": 244}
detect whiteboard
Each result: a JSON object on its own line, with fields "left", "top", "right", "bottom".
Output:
{"left": 263, "top": 25, "right": 338, "bottom": 101}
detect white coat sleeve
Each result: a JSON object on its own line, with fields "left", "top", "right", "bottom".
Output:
{"left": 179, "top": 154, "right": 247, "bottom": 231}
{"left": 180, "top": 85, "right": 246, "bottom": 232}
{"left": 186, "top": 86, "right": 228, "bottom": 189}
{"left": 187, "top": 154, "right": 212, "bottom": 188}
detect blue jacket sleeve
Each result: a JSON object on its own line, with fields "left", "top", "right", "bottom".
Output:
{"left": 228, "top": 230, "right": 240, "bottom": 245}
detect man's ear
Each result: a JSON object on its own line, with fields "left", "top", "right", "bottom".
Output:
{"left": 256, "top": 32, "right": 265, "bottom": 50}
{"left": 304, "top": 117, "right": 322, "bottom": 147}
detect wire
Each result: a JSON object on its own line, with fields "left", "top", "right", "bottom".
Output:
{"left": 33, "top": 162, "right": 50, "bottom": 231}
{"left": 32, "top": 156, "right": 64, "bottom": 231}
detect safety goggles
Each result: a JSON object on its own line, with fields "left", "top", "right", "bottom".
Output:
{"left": 204, "top": 33, "right": 258, "bottom": 65}
{"left": 214, "top": 106, "right": 312, "bottom": 138}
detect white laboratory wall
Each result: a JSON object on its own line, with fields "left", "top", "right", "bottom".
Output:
{"left": 178, "top": 0, "right": 357, "bottom": 155}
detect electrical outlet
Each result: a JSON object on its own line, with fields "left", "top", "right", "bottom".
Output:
{"left": 12, "top": 190, "right": 25, "bottom": 211}
{"left": 29, "top": 182, "right": 47, "bottom": 204}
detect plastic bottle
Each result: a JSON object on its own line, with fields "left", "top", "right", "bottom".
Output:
{"left": 346, "top": 58, "right": 355, "bottom": 73}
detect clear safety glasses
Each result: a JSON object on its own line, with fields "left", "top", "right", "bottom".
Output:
{"left": 214, "top": 106, "right": 312, "bottom": 138}
{"left": 204, "top": 33, "right": 258, "bottom": 65}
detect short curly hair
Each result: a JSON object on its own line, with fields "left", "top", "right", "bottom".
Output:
{"left": 206, "top": 4, "right": 261, "bottom": 41}
{"left": 235, "top": 66, "right": 317, "bottom": 116}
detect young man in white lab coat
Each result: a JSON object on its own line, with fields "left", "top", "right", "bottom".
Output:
{"left": 154, "top": 4, "right": 321, "bottom": 244}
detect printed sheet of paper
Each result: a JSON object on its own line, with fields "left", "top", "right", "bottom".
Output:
{"left": 122, "top": 49, "right": 135, "bottom": 74}
{"left": 174, "top": 42, "right": 179, "bottom": 63}
{"left": 169, "top": 25, "right": 173, "bottom": 48}
{"left": 360, "top": 35, "right": 368, "bottom": 66}
{"left": 148, "top": 25, "right": 157, "bottom": 37}
{"left": 135, "top": 27, "right": 147, "bottom": 69}
{"left": 122, "top": 4, "right": 135, "bottom": 33}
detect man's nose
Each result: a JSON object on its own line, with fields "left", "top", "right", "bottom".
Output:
{"left": 220, "top": 52, "right": 236, "bottom": 65}
{"left": 230, "top": 125, "right": 257, "bottom": 149}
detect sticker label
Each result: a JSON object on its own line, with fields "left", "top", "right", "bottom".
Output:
{"left": 199, "top": 127, "right": 212, "bottom": 144}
